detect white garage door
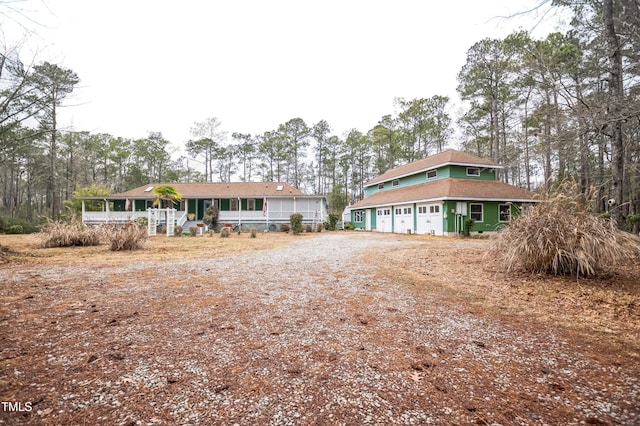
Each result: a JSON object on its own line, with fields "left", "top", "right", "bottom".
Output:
{"left": 376, "top": 208, "right": 392, "bottom": 232}
{"left": 393, "top": 205, "right": 414, "bottom": 234}
{"left": 416, "top": 203, "right": 443, "bottom": 235}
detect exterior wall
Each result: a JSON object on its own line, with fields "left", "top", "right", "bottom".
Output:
{"left": 443, "top": 201, "right": 522, "bottom": 235}
{"left": 449, "top": 165, "right": 496, "bottom": 180}
{"left": 368, "top": 208, "right": 377, "bottom": 230}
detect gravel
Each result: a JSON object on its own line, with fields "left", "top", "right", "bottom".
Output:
{"left": 1, "top": 232, "right": 638, "bottom": 425}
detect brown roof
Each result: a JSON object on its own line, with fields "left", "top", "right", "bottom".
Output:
{"left": 351, "top": 178, "right": 537, "bottom": 208}
{"left": 112, "top": 182, "right": 306, "bottom": 198}
{"left": 365, "top": 149, "right": 501, "bottom": 186}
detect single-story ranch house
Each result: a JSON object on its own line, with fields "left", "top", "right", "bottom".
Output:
{"left": 347, "top": 149, "right": 537, "bottom": 236}
{"left": 80, "top": 182, "right": 328, "bottom": 232}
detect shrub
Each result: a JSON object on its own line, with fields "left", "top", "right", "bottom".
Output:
{"left": 7, "top": 225, "right": 24, "bottom": 234}
{"left": 174, "top": 225, "right": 183, "bottom": 236}
{"left": 157, "top": 225, "right": 166, "bottom": 235}
{"left": 290, "top": 213, "right": 303, "bottom": 235}
{"left": 202, "top": 205, "right": 219, "bottom": 229}
{"left": 327, "top": 213, "right": 340, "bottom": 231}
{"left": 305, "top": 224, "right": 312, "bottom": 233}
{"left": 250, "top": 227, "right": 257, "bottom": 238}
{"left": 316, "top": 222, "right": 323, "bottom": 233}
{"left": 463, "top": 218, "right": 475, "bottom": 237}
{"left": 220, "top": 227, "right": 230, "bottom": 238}
{"left": 344, "top": 222, "right": 354, "bottom": 230}
{"left": 279, "top": 223, "right": 290, "bottom": 233}
{"left": 105, "top": 224, "right": 147, "bottom": 251}
{"left": 489, "top": 184, "right": 640, "bottom": 277}
{"left": 189, "top": 226, "right": 198, "bottom": 236}
{"left": 41, "top": 221, "right": 101, "bottom": 247}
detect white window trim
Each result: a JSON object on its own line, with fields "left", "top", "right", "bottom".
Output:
{"left": 426, "top": 169, "right": 437, "bottom": 179}
{"left": 378, "top": 183, "right": 385, "bottom": 190}
{"left": 354, "top": 211, "right": 364, "bottom": 222}
{"left": 498, "top": 204, "right": 511, "bottom": 222}
{"left": 470, "top": 203, "right": 483, "bottom": 222}
{"left": 392, "top": 179, "right": 399, "bottom": 187}
{"left": 247, "top": 199, "right": 256, "bottom": 211}
{"left": 467, "top": 167, "right": 480, "bottom": 176}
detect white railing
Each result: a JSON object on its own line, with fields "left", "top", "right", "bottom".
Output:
{"left": 83, "top": 211, "right": 187, "bottom": 224}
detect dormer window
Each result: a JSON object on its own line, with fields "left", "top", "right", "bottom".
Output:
{"left": 467, "top": 167, "right": 480, "bottom": 176}
{"left": 378, "top": 183, "right": 385, "bottom": 190}
{"left": 426, "top": 169, "right": 437, "bottom": 179}
{"left": 392, "top": 179, "right": 399, "bottom": 187}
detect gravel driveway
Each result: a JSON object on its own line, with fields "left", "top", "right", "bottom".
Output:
{"left": 1, "top": 232, "right": 638, "bottom": 425}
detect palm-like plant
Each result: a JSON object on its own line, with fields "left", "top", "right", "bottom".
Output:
{"left": 152, "top": 185, "right": 182, "bottom": 208}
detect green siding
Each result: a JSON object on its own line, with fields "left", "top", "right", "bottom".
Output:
{"left": 449, "top": 165, "right": 496, "bottom": 180}
{"left": 443, "top": 201, "right": 525, "bottom": 234}
{"left": 369, "top": 208, "right": 376, "bottom": 229}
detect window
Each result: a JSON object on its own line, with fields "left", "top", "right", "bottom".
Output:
{"left": 470, "top": 203, "right": 483, "bottom": 222}
{"left": 392, "top": 179, "right": 399, "bottom": 187}
{"left": 467, "top": 167, "right": 480, "bottom": 176}
{"left": 403, "top": 207, "right": 412, "bottom": 214}
{"left": 354, "top": 211, "right": 364, "bottom": 222}
{"left": 230, "top": 198, "right": 238, "bottom": 211}
{"left": 426, "top": 169, "right": 437, "bottom": 179}
{"left": 395, "top": 208, "right": 402, "bottom": 215}
{"left": 378, "top": 183, "right": 385, "bottom": 190}
{"left": 418, "top": 206, "right": 427, "bottom": 214}
{"left": 499, "top": 204, "right": 511, "bottom": 222}
{"left": 429, "top": 205, "right": 440, "bottom": 214}
{"left": 247, "top": 199, "right": 256, "bottom": 211}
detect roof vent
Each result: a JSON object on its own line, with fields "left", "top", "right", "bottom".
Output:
{"left": 276, "top": 185, "right": 283, "bottom": 191}
{"left": 144, "top": 186, "right": 154, "bottom": 192}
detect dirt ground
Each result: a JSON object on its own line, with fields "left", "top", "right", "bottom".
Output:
{"left": 1, "top": 231, "right": 639, "bottom": 425}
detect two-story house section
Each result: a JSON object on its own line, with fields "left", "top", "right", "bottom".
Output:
{"left": 348, "top": 149, "right": 537, "bottom": 236}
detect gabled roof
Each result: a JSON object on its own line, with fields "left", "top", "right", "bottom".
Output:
{"left": 111, "top": 182, "right": 306, "bottom": 199}
{"left": 351, "top": 178, "right": 537, "bottom": 209}
{"left": 365, "top": 149, "right": 501, "bottom": 187}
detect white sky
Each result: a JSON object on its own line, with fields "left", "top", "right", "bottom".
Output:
{"left": 5, "top": 0, "right": 565, "bottom": 149}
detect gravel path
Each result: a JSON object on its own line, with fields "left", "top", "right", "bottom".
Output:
{"left": 1, "top": 232, "right": 638, "bottom": 425}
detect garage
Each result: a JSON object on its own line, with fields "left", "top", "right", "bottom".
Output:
{"left": 393, "top": 204, "right": 414, "bottom": 234}
{"left": 416, "top": 203, "right": 443, "bottom": 235}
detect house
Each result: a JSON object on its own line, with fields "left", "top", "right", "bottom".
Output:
{"left": 80, "top": 182, "right": 328, "bottom": 232}
{"left": 348, "top": 149, "right": 537, "bottom": 236}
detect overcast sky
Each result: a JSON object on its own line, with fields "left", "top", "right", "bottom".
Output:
{"left": 6, "top": 0, "right": 565, "bottom": 150}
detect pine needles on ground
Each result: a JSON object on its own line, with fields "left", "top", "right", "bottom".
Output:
{"left": 489, "top": 184, "right": 640, "bottom": 277}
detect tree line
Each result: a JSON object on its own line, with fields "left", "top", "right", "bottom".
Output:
{"left": 1, "top": 0, "right": 638, "bottom": 230}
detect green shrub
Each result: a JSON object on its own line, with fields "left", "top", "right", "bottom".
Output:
{"left": 105, "top": 224, "right": 147, "bottom": 251}
{"left": 7, "top": 225, "right": 24, "bottom": 234}
{"left": 41, "top": 221, "right": 101, "bottom": 247}
{"left": 290, "top": 213, "right": 303, "bottom": 235}
{"left": 279, "top": 223, "right": 290, "bottom": 233}
{"left": 250, "top": 227, "right": 257, "bottom": 238}
{"left": 463, "top": 218, "right": 475, "bottom": 237}
{"left": 327, "top": 213, "right": 340, "bottom": 231}
{"left": 344, "top": 222, "right": 354, "bottom": 230}
{"left": 202, "top": 205, "right": 219, "bottom": 229}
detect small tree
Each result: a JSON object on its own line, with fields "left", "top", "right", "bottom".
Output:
{"left": 327, "top": 213, "right": 340, "bottom": 231}
{"left": 290, "top": 213, "right": 303, "bottom": 235}
{"left": 202, "top": 205, "right": 219, "bottom": 230}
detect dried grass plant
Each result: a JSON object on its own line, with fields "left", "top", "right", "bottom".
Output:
{"left": 41, "top": 221, "right": 102, "bottom": 248}
{"left": 489, "top": 182, "right": 640, "bottom": 277}
{"left": 105, "top": 224, "right": 147, "bottom": 251}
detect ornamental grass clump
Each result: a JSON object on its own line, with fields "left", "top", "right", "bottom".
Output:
{"left": 489, "top": 183, "right": 640, "bottom": 277}
{"left": 105, "top": 224, "right": 147, "bottom": 251}
{"left": 42, "top": 221, "right": 101, "bottom": 248}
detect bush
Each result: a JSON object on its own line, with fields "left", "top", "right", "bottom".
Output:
{"left": 305, "top": 224, "right": 313, "bottom": 233}
{"left": 279, "top": 223, "right": 290, "bottom": 233}
{"left": 290, "top": 213, "right": 303, "bottom": 235}
{"left": 220, "top": 227, "right": 230, "bottom": 238}
{"left": 489, "top": 184, "right": 640, "bottom": 277}
{"left": 463, "top": 218, "right": 475, "bottom": 237}
{"left": 344, "top": 222, "right": 354, "bottom": 230}
{"left": 174, "top": 225, "right": 183, "bottom": 236}
{"left": 189, "top": 226, "right": 198, "bottom": 236}
{"left": 42, "top": 221, "right": 101, "bottom": 247}
{"left": 327, "top": 213, "right": 340, "bottom": 231}
{"left": 250, "top": 227, "right": 257, "bottom": 238}
{"left": 157, "top": 225, "right": 166, "bottom": 235}
{"left": 7, "top": 225, "right": 24, "bottom": 234}
{"left": 202, "top": 205, "right": 219, "bottom": 229}
{"left": 316, "top": 222, "right": 323, "bottom": 233}
{"left": 105, "top": 224, "right": 147, "bottom": 251}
